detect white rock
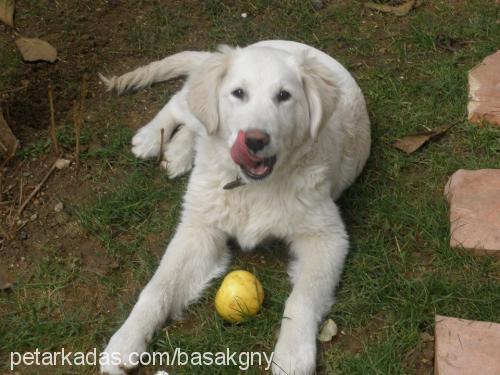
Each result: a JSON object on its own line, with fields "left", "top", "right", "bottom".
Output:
{"left": 318, "top": 318, "right": 338, "bottom": 342}
{"left": 54, "top": 202, "right": 64, "bottom": 212}
{"left": 54, "top": 158, "right": 71, "bottom": 170}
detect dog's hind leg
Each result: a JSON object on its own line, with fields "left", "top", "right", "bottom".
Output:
{"left": 100, "top": 221, "right": 229, "bottom": 375}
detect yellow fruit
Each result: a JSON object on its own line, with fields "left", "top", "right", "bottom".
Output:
{"left": 215, "top": 270, "right": 264, "bottom": 323}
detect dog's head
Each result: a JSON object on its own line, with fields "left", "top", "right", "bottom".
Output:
{"left": 186, "top": 45, "right": 340, "bottom": 183}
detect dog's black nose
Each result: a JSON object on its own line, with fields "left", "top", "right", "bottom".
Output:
{"left": 244, "top": 130, "right": 270, "bottom": 153}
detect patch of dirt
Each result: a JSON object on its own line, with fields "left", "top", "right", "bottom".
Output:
{"left": 403, "top": 332, "right": 435, "bottom": 374}
{"left": 0, "top": 0, "right": 158, "bottom": 258}
{"left": 325, "top": 312, "right": 387, "bottom": 355}
{"left": 0, "top": 2, "right": 170, "bottom": 336}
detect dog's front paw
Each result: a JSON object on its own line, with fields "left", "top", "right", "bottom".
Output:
{"left": 100, "top": 326, "right": 147, "bottom": 375}
{"left": 131, "top": 125, "right": 164, "bottom": 159}
{"left": 272, "top": 321, "right": 316, "bottom": 375}
{"left": 161, "top": 144, "right": 194, "bottom": 179}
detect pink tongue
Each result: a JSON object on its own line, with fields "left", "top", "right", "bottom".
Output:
{"left": 230, "top": 130, "right": 265, "bottom": 169}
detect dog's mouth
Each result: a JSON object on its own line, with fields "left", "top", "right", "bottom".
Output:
{"left": 230, "top": 131, "right": 277, "bottom": 180}
{"left": 240, "top": 155, "right": 277, "bottom": 180}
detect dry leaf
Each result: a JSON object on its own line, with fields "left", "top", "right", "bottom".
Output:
{"left": 15, "top": 37, "right": 58, "bottom": 63}
{"left": 0, "top": 0, "right": 15, "bottom": 27}
{"left": 318, "top": 319, "right": 338, "bottom": 342}
{"left": 365, "top": 0, "right": 417, "bottom": 17}
{"left": 0, "top": 105, "right": 18, "bottom": 160}
{"left": 393, "top": 124, "right": 454, "bottom": 154}
{"left": 0, "top": 271, "right": 14, "bottom": 291}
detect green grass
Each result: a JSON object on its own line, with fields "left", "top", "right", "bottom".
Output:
{"left": 1, "top": 0, "right": 499, "bottom": 374}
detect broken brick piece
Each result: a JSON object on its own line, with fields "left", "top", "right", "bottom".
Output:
{"left": 444, "top": 169, "right": 500, "bottom": 255}
{"left": 468, "top": 50, "right": 500, "bottom": 127}
{"left": 435, "top": 315, "right": 500, "bottom": 375}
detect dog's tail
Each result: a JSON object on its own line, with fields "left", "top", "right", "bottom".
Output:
{"left": 99, "top": 51, "right": 212, "bottom": 95}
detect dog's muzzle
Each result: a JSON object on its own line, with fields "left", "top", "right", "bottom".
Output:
{"left": 230, "top": 130, "right": 277, "bottom": 180}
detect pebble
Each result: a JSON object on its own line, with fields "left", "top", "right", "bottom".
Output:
{"left": 55, "top": 158, "right": 71, "bottom": 170}
{"left": 30, "top": 213, "right": 37, "bottom": 221}
{"left": 54, "top": 202, "right": 64, "bottom": 212}
{"left": 318, "top": 319, "right": 338, "bottom": 342}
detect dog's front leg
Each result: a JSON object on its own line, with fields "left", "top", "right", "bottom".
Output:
{"left": 100, "top": 221, "right": 229, "bottom": 375}
{"left": 272, "top": 206, "right": 349, "bottom": 375}
{"left": 131, "top": 91, "right": 185, "bottom": 159}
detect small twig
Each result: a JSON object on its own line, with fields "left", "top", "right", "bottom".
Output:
{"left": 0, "top": 140, "right": 7, "bottom": 153}
{"left": 157, "top": 128, "right": 165, "bottom": 164}
{"left": 73, "top": 101, "right": 81, "bottom": 169}
{"left": 73, "top": 77, "right": 87, "bottom": 170}
{"left": 2, "top": 181, "right": 15, "bottom": 195}
{"left": 17, "top": 163, "right": 57, "bottom": 217}
{"left": 15, "top": 220, "right": 28, "bottom": 233}
{"left": 0, "top": 84, "right": 28, "bottom": 96}
{"left": 18, "top": 178, "right": 23, "bottom": 207}
{"left": 48, "top": 84, "right": 60, "bottom": 154}
{"left": 79, "top": 75, "right": 88, "bottom": 116}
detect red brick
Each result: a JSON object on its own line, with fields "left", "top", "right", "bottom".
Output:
{"left": 444, "top": 169, "right": 500, "bottom": 255}
{"left": 435, "top": 315, "right": 500, "bottom": 375}
{"left": 468, "top": 50, "right": 500, "bottom": 127}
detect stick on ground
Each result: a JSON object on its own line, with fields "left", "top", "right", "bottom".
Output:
{"left": 158, "top": 128, "right": 165, "bottom": 164}
{"left": 17, "top": 163, "right": 57, "bottom": 217}
{"left": 73, "top": 77, "right": 87, "bottom": 170}
{"left": 48, "top": 84, "right": 60, "bottom": 154}
{"left": 73, "top": 100, "right": 81, "bottom": 169}
{"left": 18, "top": 177, "right": 23, "bottom": 206}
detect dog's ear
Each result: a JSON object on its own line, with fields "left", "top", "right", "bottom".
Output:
{"left": 297, "top": 53, "right": 340, "bottom": 139}
{"left": 186, "top": 46, "right": 232, "bottom": 135}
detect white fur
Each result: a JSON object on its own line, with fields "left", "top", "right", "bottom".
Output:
{"left": 100, "top": 40, "right": 370, "bottom": 375}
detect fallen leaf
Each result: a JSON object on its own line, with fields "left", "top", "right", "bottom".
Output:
{"left": 0, "top": 0, "right": 14, "bottom": 27}
{"left": 365, "top": 0, "right": 417, "bottom": 17}
{"left": 318, "top": 319, "right": 338, "bottom": 342}
{"left": 15, "top": 37, "right": 58, "bottom": 63}
{"left": 0, "top": 105, "right": 19, "bottom": 160}
{"left": 0, "top": 271, "right": 14, "bottom": 291}
{"left": 393, "top": 124, "right": 455, "bottom": 154}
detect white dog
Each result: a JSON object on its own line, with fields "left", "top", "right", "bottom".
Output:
{"left": 99, "top": 40, "right": 370, "bottom": 375}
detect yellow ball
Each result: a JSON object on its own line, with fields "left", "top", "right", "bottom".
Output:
{"left": 215, "top": 270, "right": 264, "bottom": 323}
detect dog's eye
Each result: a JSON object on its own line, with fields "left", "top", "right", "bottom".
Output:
{"left": 277, "top": 90, "right": 291, "bottom": 102}
{"left": 231, "top": 88, "right": 245, "bottom": 99}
